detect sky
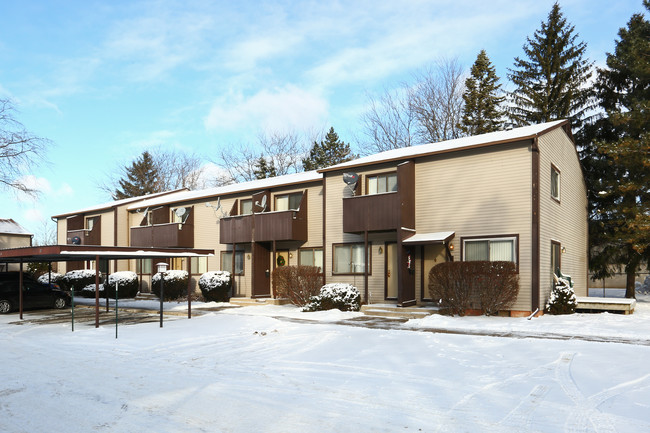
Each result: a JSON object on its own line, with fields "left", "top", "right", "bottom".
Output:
{"left": 0, "top": 0, "right": 645, "bottom": 241}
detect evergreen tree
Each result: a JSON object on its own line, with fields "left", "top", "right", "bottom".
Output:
{"left": 581, "top": 1, "right": 650, "bottom": 298}
{"left": 253, "top": 155, "right": 277, "bottom": 179}
{"left": 303, "top": 127, "right": 355, "bottom": 171}
{"left": 113, "top": 151, "right": 160, "bottom": 200}
{"left": 459, "top": 50, "right": 505, "bottom": 135}
{"left": 508, "top": 2, "right": 594, "bottom": 128}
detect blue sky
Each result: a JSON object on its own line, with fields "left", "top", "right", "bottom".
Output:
{"left": 0, "top": 0, "right": 644, "bottom": 240}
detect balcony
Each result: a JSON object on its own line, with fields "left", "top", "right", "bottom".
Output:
{"left": 67, "top": 225, "right": 101, "bottom": 245}
{"left": 254, "top": 209, "right": 307, "bottom": 242}
{"left": 130, "top": 223, "right": 194, "bottom": 248}
{"left": 219, "top": 215, "right": 253, "bottom": 244}
{"left": 343, "top": 192, "right": 400, "bottom": 233}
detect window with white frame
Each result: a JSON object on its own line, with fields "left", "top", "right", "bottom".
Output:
{"left": 367, "top": 173, "right": 397, "bottom": 195}
{"left": 551, "top": 165, "right": 561, "bottom": 201}
{"left": 240, "top": 199, "right": 253, "bottom": 215}
{"left": 275, "top": 193, "right": 302, "bottom": 211}
{"left": 463, "top": 236, "right": 517, "bottom": 263}
{"left": 333, "top": 243, "right": 370, "bottom": 274}
{"left": 299, "top": 247, "right": 323, "bottom": 271}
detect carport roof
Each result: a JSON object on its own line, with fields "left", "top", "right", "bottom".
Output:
{"left": 0, "top": 244, "right": 214, "bottom": 263}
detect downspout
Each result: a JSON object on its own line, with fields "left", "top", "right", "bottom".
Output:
{"left": 531, "top": 137, "right": 541, "bottom": 312}
{"left": 364, "top": 230, "right": 369, "bottom": 304}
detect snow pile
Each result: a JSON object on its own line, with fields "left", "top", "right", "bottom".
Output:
{"left": 546, "top": 277, "right": 577, "bottom": 315}
{"left": 37, "top": 272, "right": 64, "bottom": 285}
{"left": 304, "top": 283, "right": 360, "bottom": 312}
{"left": 198, "top": 271, "right": 231, "bottom": 292}
{"left": 65, "top": 269, "right": 97, "bottom": 281}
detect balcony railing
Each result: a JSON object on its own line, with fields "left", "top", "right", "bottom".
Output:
{"left": 343, "top": 192, "right": 400, "bottom": 233}
{"left": 219, "top": 215, "right": 254, "bottom": 244}
{"left": 67, "top": 227, "right": 101, "bottom": 245}
{"left": 254, "top": 210, "right": 307, "bottom": 242}
{"left": 130, "top": 223, "right": 194, "bottom": 248}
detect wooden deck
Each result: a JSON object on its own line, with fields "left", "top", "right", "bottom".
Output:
{"left": 576, "top": 296, "right": 636, "bottom": 315}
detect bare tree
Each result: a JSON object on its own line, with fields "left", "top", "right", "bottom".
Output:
{"left": 360, "top": 58, "right": 466, "bottom": 154}
{"left": 154, "top": 148, "right": 205, "bottom": 190}
{"left": 0, "top": 98, "right": 51, "bottom": 195}
{"left": 409, "top": 59, "right": 466, "bottom": 143}
{"left": 33, "top": 219, "right": 58, "bottom": 246}
{"left": 214, "top": 130, "right": 308, "bottom": 184}
{"left": 361, "top": 88, "right": 417, "bottom": 154}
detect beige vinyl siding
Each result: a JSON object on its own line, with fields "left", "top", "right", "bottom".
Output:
{"left": 538, "top": 128, "right": 588, "bottom": 302}
{"left": 0, "top": 234, "right": 31, "bottom": 249}
{"left": 56, "top": 218, "right": 67, "bottom": 245}
{"left": 415, "top": 141, "right": 533, "bottom": 311}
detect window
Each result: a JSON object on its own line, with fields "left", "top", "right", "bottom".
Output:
{"left": 240, "top": 199, "right": 253, "bottom": 215}
{"left": 86, "top": 217, "right": 97, "bottom": 231}
{"left": 221, "top": 250, "right": 244, "bottom": 275}
{"left": 299, "top": 248, "right": 323, "bottom": 271}
{"left": 191, "top": 257, "right": 208, "bottom": 275}
{"left": 463, "top": 236, "right": 517, "bottom": 263}
{"left": 333, "top": 243, "right": 370, "bottom": 274}
{"left": 139, "top": 259, "right": 152, "bottom": 274}
{"left": 275, "top": 193, "right": 303, "bottom": 211}
{"left": 551, "top": 165, "right": 561, "bottom": 201}
{"left": 551, "top": 241, "right": 561, "bottom": 277}
{"left": 367, "top": 173, "right": 397, "bottom": 195}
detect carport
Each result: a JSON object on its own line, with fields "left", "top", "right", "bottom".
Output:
{"left": 0, "top": 244, "right": 214, "bottom": 327}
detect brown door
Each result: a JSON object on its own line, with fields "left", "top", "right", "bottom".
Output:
{"left": 398, "top": 244, "right": 416, "bottom": 306}
{"left": 252, "top": 242, "right": 271, "bottom": 297}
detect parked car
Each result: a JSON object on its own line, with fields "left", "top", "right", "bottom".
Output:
{"left": 0, "top": 272, "right": 70, "bottom": 314}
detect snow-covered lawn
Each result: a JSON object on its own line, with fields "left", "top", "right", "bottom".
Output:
{"left": 1, "top": 298, "right": 650, "bottom": 432}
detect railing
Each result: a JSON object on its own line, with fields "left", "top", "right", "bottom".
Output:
{"left": 219, "top": 215, "right": 253, "bottom": 244}
{"left": 67, "top": 228, "right": 101, "bottom": 245}
{"left": 342, "top": 192, "right": 400, "bottom": 233}
{"left": 254, "top": 210, "right": 307, "bottom": 242}
{"left": 130, "top": 223, "right": 194, "bottom": 248}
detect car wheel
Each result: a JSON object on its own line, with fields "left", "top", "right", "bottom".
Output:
{"left": 0, "top": 299, "right": 12, "bottom": 314}
{"left": 54, "top": 297, "right": 67, "bottom": 309}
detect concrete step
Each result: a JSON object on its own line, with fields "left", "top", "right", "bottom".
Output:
{"left": 229, "top": 297, "right": 290, "bottom": 306}
{"left": 361, "top": 304, "right": 438, "bottom": 319}
{"left": 135, "top": 292, "right": 158, "bottom": 301}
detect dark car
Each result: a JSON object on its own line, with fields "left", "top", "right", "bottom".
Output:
{"left": 0, "top": 272, "right": 70, "bottom": 314}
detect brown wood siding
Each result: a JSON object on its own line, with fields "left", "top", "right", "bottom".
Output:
{"left": 219, "top": 215, "right": 253, "bottom": 244}
{"left": 130, "top": 223, "right": 194, "bottom": 248}
{"left": 342, "top": 192, "right": 399, "bottom": 232}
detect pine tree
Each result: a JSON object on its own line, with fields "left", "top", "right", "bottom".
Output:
{"left": 113, "top": 151, "right": 160, "bottom": 200}
{"left": 582, "top": 1, "right": 650, "bottom": 298}
{"left": 459, "top": 50, "right": 505, "bottom": 135}
{"left": 303, "top": 127, "right": 355, "bottom": 171}
{"left": 508, "top": 2, "right": 594, "bottom": 128}
{"left": 253, "top": 155, "right": 277, "bottom": 179}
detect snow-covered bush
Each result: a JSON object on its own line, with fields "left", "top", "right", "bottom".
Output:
{"left": 64, "top": 269, "right": 99, "bottom": 293}
{"left": 152, "top": 270, "right": 189, "bottom": 301}
{"left": 37, "top": 272, "right": 66, "bottom": 288}
{"left": 198, "top": 271, "right": 232, "bottom": 302}
{"left": 272, "top": 266, "right": 321, "bottom": 307}
{"left": 304, "top": 283, "right": 361, "bottom": 312}
{"left": 104, "top": 271, "right": 139, "bottom": 298}
{"left": 81, "top": 284, "right": 105, "bottom": 298}
{"left": 546, "top": 277, "right": 577, "bottom": 315}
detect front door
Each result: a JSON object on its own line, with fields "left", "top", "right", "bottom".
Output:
{"left": 252, "top": 242, "right": 271, "bottom": 297}
{"left": 385, "top": 243, "right": 398, "bottom": 299}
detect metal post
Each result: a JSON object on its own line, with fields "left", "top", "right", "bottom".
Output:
{"left": 187, "top": 256, "right": 192, "bottom": 319}
{"left": 19, "top": 260, "right": 23, "bottom": 320}
{"left": 95, "top": 255, "right": 100, "bottom": 328}
{"left": 156, "top": 262, "right": 168, "bottom": 328}
{"left": 115, "top": 281, "right": 119, "bottom": 339}
{"left": 71, "top": 287, "right": 75, "bottom": 332}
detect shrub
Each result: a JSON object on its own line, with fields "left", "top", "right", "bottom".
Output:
{"left": 152, "top": 270, "right": 189, "bottom": 301}
{"left": 428, "top": 261, "right": 519, "bottom": 316}
{"left": 546, "top": 277, "right": 577, "bottom": 315}
{"left": 304, "top": 283, "right": 361, "bottom": 312}
{"left": 272, "top": 265, "right": 322, "bottom": 307}
{"left": 199, "top": 271, "right": 232, "bottom": 302}
{"left": 104, "top": 271, "right": 139, "bottom": 298}
{"left": 37, "top": 272, "right": 66, "bottom": 288}
{"left": 64, "top": 269, "right": 99, "bottom": 293}
{"left": 81, "top": 284, "right": 105, "bottom": 298}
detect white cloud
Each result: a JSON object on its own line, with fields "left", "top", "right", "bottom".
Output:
{"left": 23, "top": 208, "right": 45, "bottom": 223}
{"left": 14, "top": 176, "right": 52, "bottom": 203}
{"left": 204, "top": 85, "right": 328, "bottom": 133}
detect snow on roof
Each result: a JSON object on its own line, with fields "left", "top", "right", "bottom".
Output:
{"left": 52, "top": 189, "right": 189, "bottom": 218}
{"left": 402, "top": 231, "right": 455, "bottom": 244}
{"left": 0, "top": 219, "right": 32, "bottom": 235}
{"left": 321, "top": 120, "right": 568, "bottom": 172}
{"left": 126, "top": 170, "right": 322, "bottom": 211}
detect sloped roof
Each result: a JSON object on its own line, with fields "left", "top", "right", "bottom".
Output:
{"left": 52, "top": 189, "right": 188, "bottom": 218}
{"left": 0, "top": 219, "right": 32, "bottom": 236}
{"left": 320, "top": 119, "right": 569, "bottom": 173}
{"left": 126, "top": 170, "right": 322, "bottom": 211}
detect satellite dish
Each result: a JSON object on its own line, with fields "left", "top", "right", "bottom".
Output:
{"left": 174, "top": 207, "right": 187, "bottom": 218}
{"left": 343, "top": 172, "right": 359, "bottom": 185}
{"left": 71, "top": 236, "right": 81, "bottom": 245}
{"left": 255, "top": 195, "right": 267, "bottom": 211}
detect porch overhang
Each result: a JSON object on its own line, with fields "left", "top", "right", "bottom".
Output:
{"left": 401, "top": 231, "right": 455, "bottom": 245}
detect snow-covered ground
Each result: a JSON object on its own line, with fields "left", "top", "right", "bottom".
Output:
{"left": 1, "top": 297, "right": 650, "bottom": 432}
